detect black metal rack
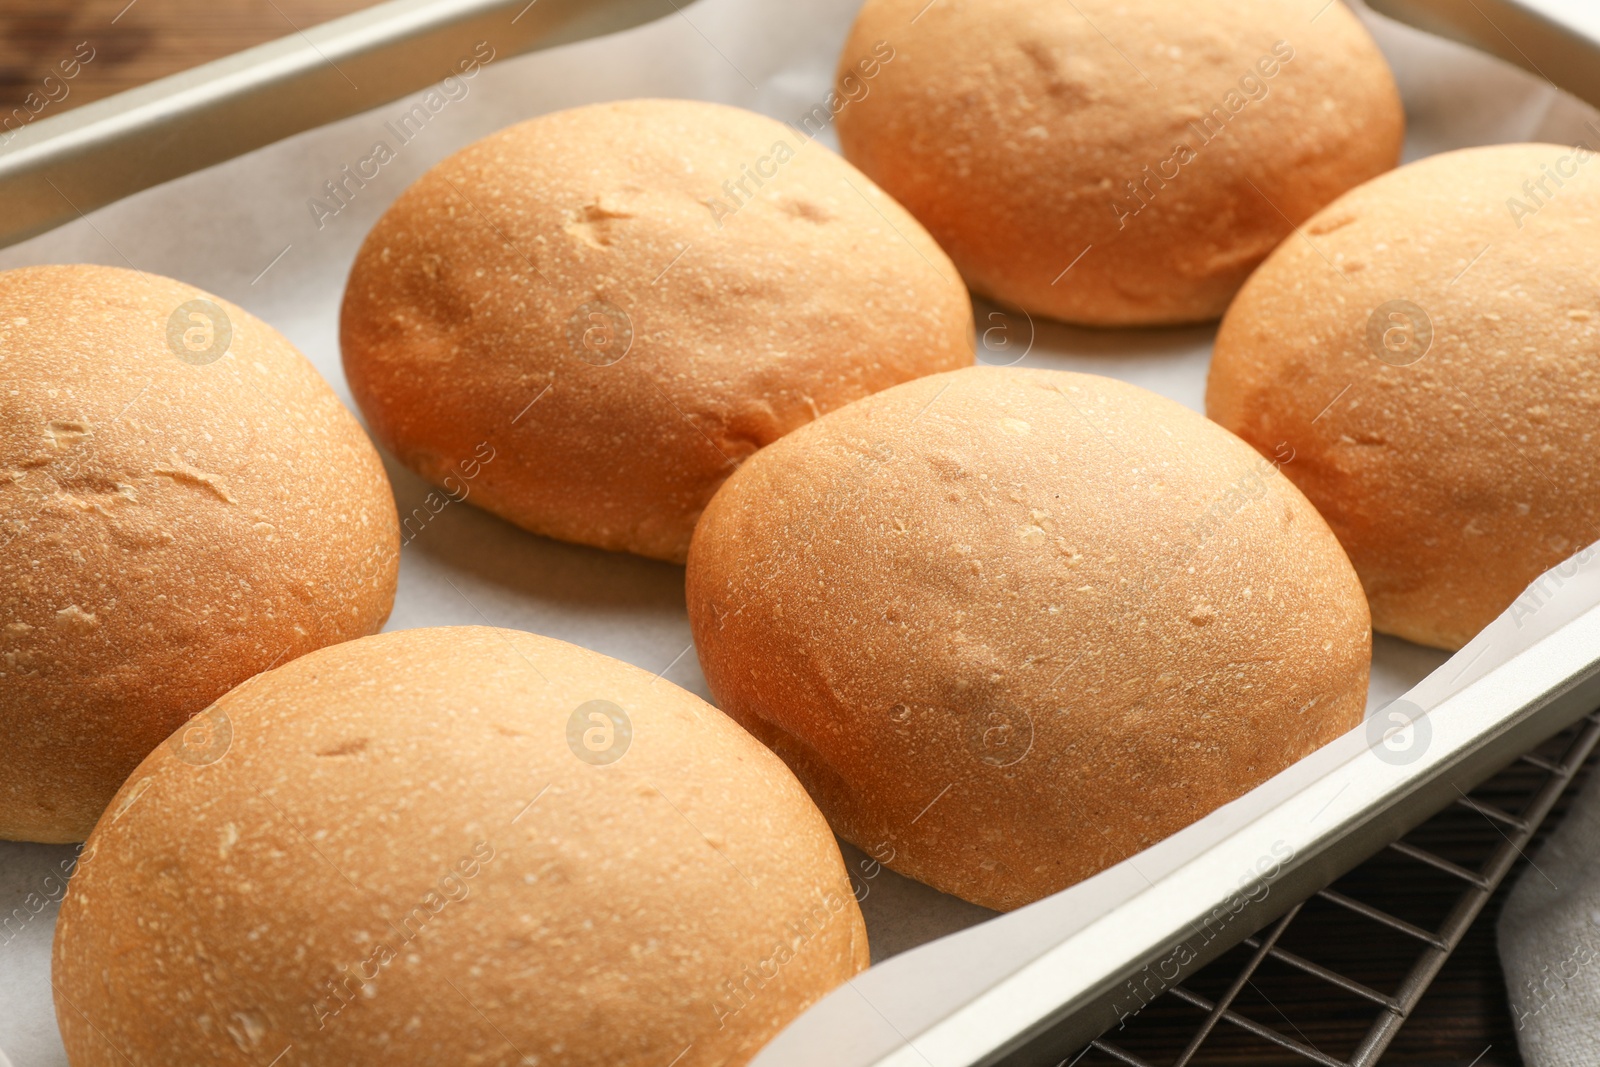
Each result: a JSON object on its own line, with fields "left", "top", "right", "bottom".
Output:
{"left": 1065, "top": 713, "right": 1600, "bottom": 1067}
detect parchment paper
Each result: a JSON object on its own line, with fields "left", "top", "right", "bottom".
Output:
{"left": 1, "top": 0, "right": 1598, "bottom": 1063}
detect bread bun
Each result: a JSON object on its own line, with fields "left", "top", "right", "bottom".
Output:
{"left": 0, "top": 264, "right": 397, "bottom": 844}
{"left": 833, "top": 0, "right": 1402, "bottom": 326}
{"left": 686, "top": 366, "right": 1370, "bottom": 910}
{"left": 53, "top": 626, "right": 866, "bottom": 1066}
{"left": 342, "top": 98, "right": 973, "bottom": 563}
{"left": 1208, "top": 143, "right": 1600, "bottom": 650}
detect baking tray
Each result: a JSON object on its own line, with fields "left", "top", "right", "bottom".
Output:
{"left": 0, "top": 0, "right": 680, "bottom": 249}
{"left": 2, "top": 2, "right": 1600, "bottom": 1066}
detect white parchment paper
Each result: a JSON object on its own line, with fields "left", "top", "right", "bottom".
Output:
{"left": 1, "top": 1, "right": 1598, "bottom": 1063}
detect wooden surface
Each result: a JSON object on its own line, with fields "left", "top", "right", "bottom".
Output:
{"left": 0, "top": 0, "right": 377, "bottom": 118}
{"left": 0, "top": 3, "right": 1540, "bottom": 1066}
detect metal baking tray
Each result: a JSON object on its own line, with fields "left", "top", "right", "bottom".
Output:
{"left": 0, "top": 0, "right": 679, "bottom": 250}
{"left": 3, "top": 2, "right": 1600, "bottom": 1066}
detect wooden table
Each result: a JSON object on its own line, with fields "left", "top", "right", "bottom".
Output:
{"left": 0, "top": 0, "right": 375, "bottom": 117}
{"left": 0, "top": 3, "right": 1530, "bottom": 1064}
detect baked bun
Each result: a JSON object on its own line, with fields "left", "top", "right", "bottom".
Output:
{"left": 833, "top": 0, "right": 1403, "bottom": 326}
{"left": 0, "top": 264, "right": 397, "bottom": 844}
{"left": 342, "top": 98, "right": 973, "bottom": 563}
{"left": 54, "top": 626, "right": 866, "bottom": 1067}
{"left": 1209, "top": 143, "right": 1600, "bottom": 650}
{"left": 686, "top": 367, "right": 1369, "bottom": 910}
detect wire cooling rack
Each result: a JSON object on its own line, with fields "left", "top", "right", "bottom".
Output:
{"left": 1058, "top": 711, "right": 1600, "bottom": 1067}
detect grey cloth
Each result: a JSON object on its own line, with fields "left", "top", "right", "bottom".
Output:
{"left": 1498, "top": 765, "right": 1600, "bottom": 1065}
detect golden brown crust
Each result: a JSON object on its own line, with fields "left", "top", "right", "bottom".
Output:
{"left": 0, "top": 264, "right": 397, "bottom": 844}
{"left": 1207, "top": 143, "right": 1600, "bottom": 650}
{"left": 53, "top": 626, "right": 866, "bottom": 1067}
{"left": 686, "top": 366, "right": 1370, "bottom": 910}
{"left": 341, "top": 98, "right": 974, "bottom": 563}
{"left": 834, "top": 0, "right": 1403, "bottom": 326}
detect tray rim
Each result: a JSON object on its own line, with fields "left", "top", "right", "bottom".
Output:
{"left": 0, "top": 0, "right": 676, "bottom": 250}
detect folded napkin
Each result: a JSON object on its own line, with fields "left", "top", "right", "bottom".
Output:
{"left": 1498, "top": 765, "right": 1600, "bottom": 1065}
